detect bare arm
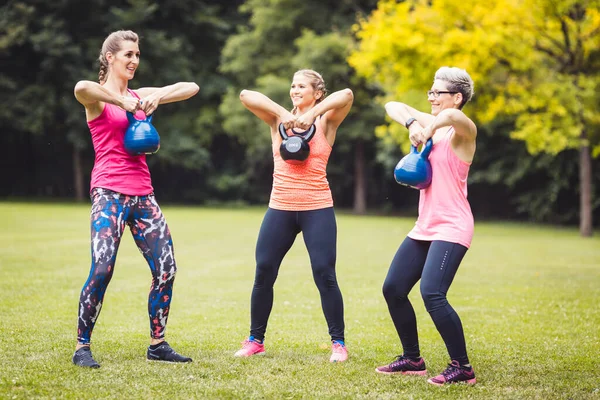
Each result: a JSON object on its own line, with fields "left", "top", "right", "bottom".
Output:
{"left": 295, "top": 89, "right": 354, "bottom": 132}
{"left": 239, "top": 89, "right": 295, "bottom": 129}
{"left": 385, "top": 101, "right": 434, "bottom": 128}
{"left": 73, "top": 80, "right": 139, "bottom": 113}
{"left": 135, "top": 82, "right": 199, "bottom": 115}
{"left": 420, "top": 108, "right": 477, "bottom": 142}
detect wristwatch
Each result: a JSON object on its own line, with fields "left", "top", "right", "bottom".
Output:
{"left": 405, "top": 117, "right": 417, "bottom": 129}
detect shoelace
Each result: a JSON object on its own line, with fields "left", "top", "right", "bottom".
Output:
{"left": 390, "top": 355, "right": 410, "bottom": 368}
{"left": 149, "top": 343, "right": 174, "bottom": 356}
{"left": 441, "top": 363, "right": 463, "bottom": 380}
{"left": 332, "top": 343, "right": 345, "bottom": 353}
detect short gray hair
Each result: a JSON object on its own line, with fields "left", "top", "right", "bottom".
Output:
{"left": 434, "top": 67, "right": 474, "bottom": 109}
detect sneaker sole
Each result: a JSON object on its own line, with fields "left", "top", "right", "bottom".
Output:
{"left": 330, "top": 357, "right": 348, "bottom": 363}
{"left": 427, "top": 377, "right": 476, "bottom": 386}
{"left": 73, "top": 363, "right": 100, "bottom": 369}
{"left": 375, "top": 369, "right": 427, "bottom": 375}
{"left": 146, "top": 358, "right": 192, "bottom": 363}
{"left": 234, "top": 351, "right": 266, "bottom": 357}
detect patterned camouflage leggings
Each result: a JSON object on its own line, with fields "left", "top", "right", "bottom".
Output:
{"left": 77, "top": 188, "right": 177, "bottom": 344}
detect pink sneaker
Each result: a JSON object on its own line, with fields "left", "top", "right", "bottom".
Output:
{"left": 329, "top": 341, "right": 348, "bottom": 362}
{"left": 427, "top": 360, "right": 476, "bottom": 385}
{"left": 234, "top": 337, "right": 265, "bottom": 357}
{"left": 375, "top": 355, "right": 427, "bottom": 375}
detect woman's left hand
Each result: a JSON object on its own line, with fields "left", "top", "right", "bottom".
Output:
{"left": 419, "top": 124, "right": 435, "bottom": 143}
{"left": 295, "top": 111, "right": 315, "bottom": 131}
{"left": 139, "top": 93, "right": 161, "bottom": 116}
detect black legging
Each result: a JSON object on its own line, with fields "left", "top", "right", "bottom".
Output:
{"left": 249, "top": 207, "right": 345, "bottom": 342}
{"left": 382, "top": 237, "right": 470, "bottom": 365}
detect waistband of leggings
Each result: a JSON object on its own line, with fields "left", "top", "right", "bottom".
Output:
{"left": 91, "top": 187, "right": 154, "bottom": 200}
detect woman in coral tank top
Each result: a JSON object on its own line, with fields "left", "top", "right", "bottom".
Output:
{"left": 234, "top": 70, "right": 354, "bottom": 362}
{"left": 71, "top": 30, "right": 198, "bottom": 368}
{"left": 375, "top": 67, "right": 478, "bottom": 386}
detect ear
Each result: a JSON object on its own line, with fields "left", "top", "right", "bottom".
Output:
{"left": 106, "top": 52, "right": 114, "bottom": 64}
{"left": 453, "top": 93, "right": 463, "bottom": 107}
{"left": 315, "top": 90, "right": 323, "bottom": 100}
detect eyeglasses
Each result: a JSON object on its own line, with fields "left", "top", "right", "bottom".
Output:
{"left": 427, "top": 90, "right": 458, "bottom": 98}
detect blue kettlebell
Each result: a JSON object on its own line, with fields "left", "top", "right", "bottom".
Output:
{"left": 394, "top": 139, "right": 433, "bottom": 190}
{"left": 124, "top": 111, "right": 160, "bottom": 155}
{"left": 278, "top": 123, "right": 316, "bottom": 164}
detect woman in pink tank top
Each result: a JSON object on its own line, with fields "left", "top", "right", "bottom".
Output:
{"left": 375, "top": 67, "right": 479, "bottom": 386}
{"left": 71, "top": 30, "right": 199, "bottom": 368}
{"left": 234, "top": 70, "right": 354, "bottom": 363}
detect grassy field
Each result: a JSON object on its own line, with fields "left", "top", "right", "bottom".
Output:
{"left": 0, "top": 201, "right": 599, "bottom": 399}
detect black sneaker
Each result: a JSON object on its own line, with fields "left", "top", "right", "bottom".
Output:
{"left": 375, "top": 355, "right": 427, "bottom": 375}
{"left": 427, "top": 360, "right": 476, "bottom": 385}
{"left": 147, "top": 341, "right": 192, "bottom": 363}
{"left": 72, "top": 346, "right": 100, "bottom": 368}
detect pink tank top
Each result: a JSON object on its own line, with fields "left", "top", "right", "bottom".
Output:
{"left": 88, "top": 89, "right": 154, "bottom": 195}
{"left": 408, "top": 127, "right": 474, "bottom": 248}
{"left": 269, "top": 118, "right": 334, "bottom": 211}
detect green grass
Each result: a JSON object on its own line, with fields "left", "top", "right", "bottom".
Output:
{"left": 0, "top": 202, "right": 599, "bottom": 399}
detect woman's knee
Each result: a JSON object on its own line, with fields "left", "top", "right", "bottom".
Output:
{"left": 311, "top": 263, "right": 338, "bottom": 289}
{"left": 382, "top": 279, "right": 409, "bottom": 302}
{"left": 166, "top": 263, "right": 177, "bottom": 281}
{"left": 81, "top": 267, "right": 114, "bottom": 296}
{"left": 420, "top": 285, "right": 447, "bottom": 312}
{"left": 254, "top": 260, "right": 278, "bottom": 287}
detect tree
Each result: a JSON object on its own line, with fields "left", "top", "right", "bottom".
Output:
{"left": 349, "top": 0, "right": 600, "bottom": 235}
{"left": 219, "top": 0, "right": 383, "bottom": 213}
{"left": 0, "top": 0, "right": 243, "bottom": 202}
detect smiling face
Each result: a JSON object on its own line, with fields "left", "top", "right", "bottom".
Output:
{"left": 290, "top": 73, "right": 322, "bottom": 110}
{"left": 428, "top": 79, "right": 463, "bottom": 116}
{"left": 106, "top": 40, "right": 140, "bottom": 82}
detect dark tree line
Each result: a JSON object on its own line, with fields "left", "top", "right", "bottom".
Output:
{"left": 1, "top": 0, "right": 598, "bottom": 229}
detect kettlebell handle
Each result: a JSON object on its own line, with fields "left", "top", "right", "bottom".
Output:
{"left": 278, "top": 123, "right": 289, "bottom": 140}
{"left": 126, "top": 111, "right": 153, "bottom": 124}
{"left": 278, "top": 123, "right": 316, "bottom": 142}
{"left": 410, "top": 139, "right": 433, "bottom": 159}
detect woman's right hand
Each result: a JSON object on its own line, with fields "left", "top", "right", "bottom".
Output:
{"left": 408, "top": 123, "right": 424, "bottom": 147}
{"left": 294, "top": 110, "right": 316, "bottom": 131}
{"left": 119, "top": 96, "right": 141, "bottom": 114}
{"left": 279, "top": 111, "right": 296, "bottom": 130}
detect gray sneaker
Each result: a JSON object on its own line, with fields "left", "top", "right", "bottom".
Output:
{"left": 72, "top": 346, "right": 100, "bottom": 368}
{"left": 147, "top": 341, "right": 192, "bottom": 363}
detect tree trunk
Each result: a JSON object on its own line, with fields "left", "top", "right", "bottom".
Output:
{"left": 353, "top": 140, "right": 367, "bottom": 214}
{"left": 73, "top": 146, "right": 85, "bottom": 202}
{"left": 579, "top": 131, "right": 592, "bottom": 237}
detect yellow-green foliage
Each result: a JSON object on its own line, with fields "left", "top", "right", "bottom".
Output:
{"left": 350, "top": 0, "right": 600, "bottom": 156}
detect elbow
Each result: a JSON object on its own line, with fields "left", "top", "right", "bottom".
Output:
{"left": 384, "top": 101, "right": 401, "bottom": 109}
{"left": 384, "top": 101, "right": 407, "bottom": 115}
{"left": 74, "top": 80, "right": 91, "bottom": 96}
{"left": 74, "top": 80, "right": 93, "bottom": 100}
{"left": 191, "top": 82, "right": 200, "bottom": 95}
{"left": 342, "top": 88, "right": 354, "bottom": 103}
{"left": 384, "top": 101, "right": 397, "bottom": 114}
{"left": 239, "top": 89, "right": 252, "bottom": 104}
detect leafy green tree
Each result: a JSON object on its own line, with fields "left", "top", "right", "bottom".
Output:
{"left": 349, "top": 0, "right": 600, "bottom": 235}
{"left": 0, "top": 0, "right": 242, "bottom": 201}
{"left": 219, "top": 0, "right": 382, "bottom": 213}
